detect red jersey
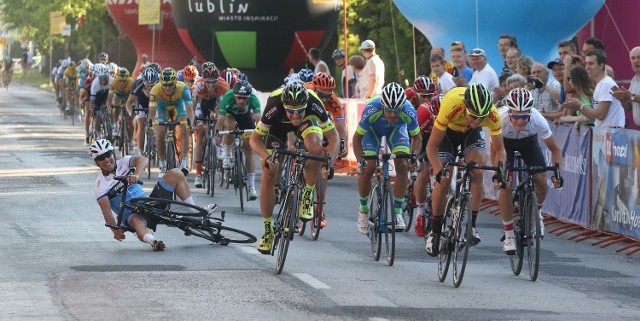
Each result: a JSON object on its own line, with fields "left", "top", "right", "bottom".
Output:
{"left": 416, "top": 102, "right": 436, "bottom": 135}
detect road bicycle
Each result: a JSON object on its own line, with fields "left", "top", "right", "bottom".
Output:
{"left": 362, "top": 152, "right": 415, "bottom": 266}
{"left": 155, "top": 118, "right": 188, "bottom": 176}
{"left": 113, "top": 105, "right": 131, "bottom": 158}
{"left": 105, "top": 175, "right": 256, "bottom": 245}
{"left": 218, "top": 128, "right": 254, "bottom": 212}
{"left": 143, "top": 126, "right": 157, "bottom": 179}
{"left": 437, "top": 155, "right": 504, "bottom": 287}
{"left": 270, "top": 148, "right": 329, "bottom": 274}
{"left": 195, "top": 117, "right": 218, "bottom": 197}
{"left": 509, "top": 151, "right": 561, "bottom": 281}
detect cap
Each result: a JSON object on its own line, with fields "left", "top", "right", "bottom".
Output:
{"left": 468, "top": 48, "right": 486, "bottom": 57}
{"left": 547, "top": 58, "right": 563, "bottom": 69}
{"left": 360, "top": 39, "right": 375, "bottom": 50}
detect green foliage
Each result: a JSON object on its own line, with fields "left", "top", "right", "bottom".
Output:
{"left": 336, "top": 0, "right": 431, "bottom": 86}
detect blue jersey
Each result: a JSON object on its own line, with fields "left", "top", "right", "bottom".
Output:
{"left": 356, "top": 98, "right": 420, "bottom": 137}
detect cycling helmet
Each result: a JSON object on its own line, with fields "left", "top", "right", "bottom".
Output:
{"left": 413, "top": 75, "right": 436, "bottom": 94}
{"left": 281, "top": 81, "right": 308, "bottom": 107}
{"left": 147, "top": 62, "right": 161, "bottom": 73}
{"left": 98, "top": 52, "right": 109, "bottom": 60}
{"left": 80, "top": 59, "right": 92, "bottom": 70}
{"left": 160, "top": 67, "right": 178, "bottom": 85}
{"left": 312, "top": 72, "right": 336, "bottom": 90}
{"left": 236, "top": 71, "right": 248, "bottom": 82}
{"left": 89, "top": 139, "right": 113, "bottom": 160}
{"left": 202, "top": 66, "right": 220, "bottom": 79}
{"left": 505, "top": 88, "right": 534, "bottom": 112}
{"left": 142, "top": 67, "right": 159, "bottom": 84}
{"left": 332, "top": 49, "right": 345, "bottom": 59}
{"left": 107, "top": 62, "right": 118, "bottom": 74}
{"left": 183, "top": 65, "right": 198, "bottom": 80}
{"left": 429, "top": 94, "right": 443, "bottom": 116}
{"left": 233, "top": 80, "right": 253, "bottom": 96}
{"left": 115, "top": 67, "right": 130, "bottom": 79}
{"left": 202, "top": 61, "right": 216, "bottom": 70}
{"left": 297, "top": 69, "right": 315, "bottom": 83}
{"left": 380, "top": 82, "right": 407, "bottom": 110}
{"left": 464, "top": 83, "right": 493, "bottom": 117}
{"left": 95, "top": 64, "right": 109, "bottom": 77}
{"left": 60, "top": 59, "right": 70, "bottom": 68}
{"left": 68, "top": 61, "right": 76, "bottom": 68}
{"left": 284, "top": 73, "right": 301, "bottom": 86}
{"left": 222, "top": 69, "right": 239, "bottom": 86}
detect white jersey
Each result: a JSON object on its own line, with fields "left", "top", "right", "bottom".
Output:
{"left": 94, "top": 156, "right": 145, "bottom": 212}
{"left": 90, "top": 76, "right": 113, "bottom": 98}
{"left": 500, "top": 108, "right": 552, "bottom": 140}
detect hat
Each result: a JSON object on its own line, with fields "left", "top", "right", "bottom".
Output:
{"left": 360, "top": 39, "right": 375, "bottom": 50}
{"left": 547, "top": 58, "right": 563, "bottom": 69}
{"left": 468, "top": 48, "right": 486, "bottom": 57}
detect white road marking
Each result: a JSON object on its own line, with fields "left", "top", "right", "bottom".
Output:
{"left": 291, "top": 273, "right": 331, "bottom": 289}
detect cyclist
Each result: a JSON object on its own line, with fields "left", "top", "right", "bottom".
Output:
{"left": 249, "top": 82, "right": 340, "bottom": 254}
{"left": 192, "top": 63, "right": 230, "bottom": 181}
{"left": 108, "top": 67, "right": 134, "bottom": 140}
{"left": 413, "top": 94, "right": 442, "bottom": 237}
{"left": 498, "top": 88, "right": 563, "bottom": 254}
{"left": 221, "top": 68, "right": 240, "bottom": 87}
{"left": 182, "top": 65, "right": 199, "bottom": 89}
{"left": 332, "top": 49, "right": 357, "bottom": 98}
{"left": 126, "top": 67, "right": 158, "bottom": 156}
{"left": 90, "top": 64, "right": 113, "bottom": 140}
{"left": 63, "top": 61, "right": 79, "bottom": 111}
{"left": 425, "top": 83, "right": 507, "bottom": 256}
{"left": 147, "top": 67, "right": 194, "bottom": 178}
{"left": 1, "top": 57, "right": 13, "bottom": 88}
{"left": 56, "top": 59, "right": 69, "bottom": 106}
{"left": 353, "top": 82, "right": 421, "bottom": 233}
{"left": 406, "top": 75, "right": 438, "bottom": 108}
{"left": 107, "top": 62, "right": 118, "bottom": 78}
{"left": 212, "top": 80, "right": 261, "bottom": 199}
{"left": 78, "top": 59, "right": 93, "bottom": 112}
{"left": 98, "top": 52, "right": 109, "bottom": 65}
{"left": 81, "top": 64, "right": 96, "bottom": 144}
{"left": 303, "top": 72, "right": 348, "bottom": 227}
{"left": 90, "top": 139, "right": 216, "bottom": 251}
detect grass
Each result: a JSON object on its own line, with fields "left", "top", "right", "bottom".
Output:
{"left": 12, "top": 68, "right": 53, "bottom": 90}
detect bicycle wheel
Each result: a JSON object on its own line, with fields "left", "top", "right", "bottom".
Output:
{"left": 144, "top": 131, "right": 154, "bottom": 179}
{"left": 209, "top": 142, "right": 217, "bottom": 197}
{"left": 236, "top": 149, "right": 245, "bottom": 212}
{"left": 166, "top": 141, "right": 177, "bottom": 171}
{"left": 128, "top": 197, "right": 207, "bottom": 217}
{"left": 438, "top": 197, "right": 454, "bottom": 282}
{"left": 509, "top": 195, "right": 525, "bottom": 276}
{"left": 384, "top": 181, "right": 396, "bottom": 266}
{"left": 311, "top": 189, "right": 322, "bottom": 241}
{"left": 368, "top": 179, "right": 382, "bottom": 261}
{"left": 452, "top": 194, "right": 472, "bottom": 288}
{"left": 527, "top": 193, "right": 541, "bottom": 281}
{"left": 401, "top": 186, "right": 414, "bottom": 232}
{"left": 275, "top": 188, "right": 297, "bottom": 274}
{"left": 178, "top": 217, "right": 256, "bottom": 245}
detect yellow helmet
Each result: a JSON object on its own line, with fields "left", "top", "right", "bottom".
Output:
{"left": 160, "top": 67, "right": 178, "bottom": 85}
{"left": 115, "top": 67, "right": 130, "bottom": 80}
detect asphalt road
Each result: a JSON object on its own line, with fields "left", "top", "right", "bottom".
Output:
{"left": 1, "top": 83, "right": 639, "bottom": 321}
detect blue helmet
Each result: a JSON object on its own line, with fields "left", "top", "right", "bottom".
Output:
{"left": 142, "top": 67, "right": 159, "bottom": 84}
{"left": 297, "top": 69, "right": 315, "bottom": 83}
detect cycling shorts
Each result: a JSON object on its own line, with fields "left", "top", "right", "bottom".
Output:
{"left": 437, "top": 127, "right": 486, "bottom": 162}
{"left": 155, "top": 100, "right": 187, "bottom": 122}
{"left": 361, "top": 126, "right": 411, "bottom": 156}
{"left": 504, "top": 135, "right": 546, "bottom": 174}
{"left": 264, "top": 117, "right": 323, "bottom": 152}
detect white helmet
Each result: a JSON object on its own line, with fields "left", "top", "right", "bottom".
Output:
{"left": 89, "top": 139, "right": 113, "bottom": 160}
{"left": 380, "top": 82, "right": 407, "bottom": 110}
{"left": 94, "top": 64, "right": 109, "bottom": 77}
{"left": 505, "top": 88, "right": 534, "bottom": 112}
{"left": 107, "top": 62, "right": 118, "bottom": 74}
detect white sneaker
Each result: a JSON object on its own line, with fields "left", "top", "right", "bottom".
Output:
{"left": 357, "top": 211, "right": 368, "bottom": 234}
{"left": 471, "top": 227, "right": 481, "bottom": 246}
{"left": 248, "top": 186, "right": 258, "bottom": 201}
{"left": 194, "top": 175, "right": 203, "bottom": 188}
{"left": 222, "top": 156, "right": 233, "bottom": 169}
{"left": 540, "top": 216, "right": 545, "bottom": 238}
{"left": 158, "top": 167, "right": 167, "bottom": 179}
{"left": 203, "top": 203, "right": 218, "bottom": 216}
{"left": 395, "top": 214, "right": 406, "bottom": 231}
{"left": 503, "top": 235, "right": 516, "bottom": 255}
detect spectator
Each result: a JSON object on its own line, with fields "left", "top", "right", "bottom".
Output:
{"left": 450, "top": 45, "right": 472, "bottom": 86}
{"left": 611, "top": 46, "right": 640, "bottom": 129}
{"left": 516, "top": 55, "right": 534, "bottom": 78}
{"left": 430, "top": 55, "right": 455, "bottom": 94}
{"left": 529, "top": 62, "right": 560, "bottom": 114}
{"left": 558, "top": 40, "right": 582, "bottom": 99}
{"left": 546, "top": 58, "right": 565, "bottom": 102}
{"left": 349, "top": 54, "right": 366, "bottom": 99}
{"left": 493, "top": 71, "right": 513, "bottom": 109}
{"left": 506, "top": 73, "right": 527, "bottom": 90}
{"left": 358, "top": 39, "right": 384, "bottom": 99}
{"left": 567, "top": 49, "right": 624, "bottom": 127}
{"left": 429, "top": 46, "right": 454, "bottom": 83}
{"left": 21, "top": 47, "right": 31, "bottom": 76}
{"left": 332, "top": 49, "right": 356, "bottom": 98}
{"left": 582, "top": 37, "right": 615, "bottom": 78}
{"left": 468, "top": 48, "right": 499, "bottom": 91}
{"left": 557, "top": 66, "right": 595, "bottom": 126}
{"left": 504, "top": 47, "right": 521, "bottom": 75}
{"left": 308, "top": 48, "right": 329, "bottom": 75}
{"left": 497, "top": 34, "right": 518, "bottom": 74}
{"left": 140, "top": 53, "right": 150, "bottom": 69}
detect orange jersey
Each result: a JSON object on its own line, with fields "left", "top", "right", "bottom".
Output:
{"left": 304, "top": 82, "right": 344, "bottom": 121}
{"left": 192, "top": 77, "right": 230, "bottom": 100}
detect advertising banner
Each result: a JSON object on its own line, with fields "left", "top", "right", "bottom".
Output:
{"left": 50, "top": 12, "right": 65, "bottom": 35}
{"left": 138, "top": 0, "right": 161, "bottom": 25}
{"left": 591, "top": 128, "right": 640, "bottom": 239}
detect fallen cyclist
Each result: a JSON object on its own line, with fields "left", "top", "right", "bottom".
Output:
{"left": 90, "top": 139, "right": 216, "bottom": 251}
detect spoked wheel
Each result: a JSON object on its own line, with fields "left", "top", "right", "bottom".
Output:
{"left": 526, "top": 193, "right": 541, "bottom": 281}
{"left": 510, "top": 196, "right": 525, "bottom": 276}
{"left": 438, "top": 198, "right": 454, "bottom": 282}
{"left": 208, "top": 142, "right": 217, "bottom": 197}
{"left": 384, "top": 182, "right": 396, "bottom": 266}
{"left": 452, "top": 194, "right": 472, "bottom": 288}
{"left": 368, "top": 180, "right": 382, "bottom": 261}
{"left": 178, "top": 217, "right": 256, "bottom": 245}
{"left": 129, "top": 197, "right": 208, "bottom": 217}
{"left": 275, "top": 188, "right": 296, "bottom": 274}
{"left": 311, "top": 189, "right": 323, "bottom": 241}
{"left": 166, "top": 142, "right": 177, "bottom": 171}
{"left": 401, "top": 187, "right": 414, "bottom": 232}
{"left": 236, "top": 150, "right": 245, "bottom": 212}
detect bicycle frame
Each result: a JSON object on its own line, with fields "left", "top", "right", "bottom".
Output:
{"left": 218, "top": 128, "right": 254, "bottom": 211}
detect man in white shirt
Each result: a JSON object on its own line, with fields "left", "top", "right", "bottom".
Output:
{"left": 468, "top": 48, "right": 499, "bottom": 91}
{"left": 308, "top": 48, "right": 329, "bottom": 75}
{"left": 571, "top": 49, "right": 625, "bottom": 127}
{"left": 611, "top": 46, "right": 640, "bottom": 129}
{"left": 358, "top": 39, "right": 385, "bottom": 99}
{"left": 430, "top": 55, "right": 455, "bottom": 94}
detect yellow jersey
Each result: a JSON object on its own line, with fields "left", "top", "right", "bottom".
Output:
{"left": 434, "top": 87, "right": 502, "bottom": 135}
{"left": 109, "top": 77, "right": 134, "bottom": 99}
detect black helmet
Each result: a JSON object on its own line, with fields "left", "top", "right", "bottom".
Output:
{"left": 281, "top": 82, "right": 308, "bottom": 107}
{"left": 233, "top": 80, "right": 253, "bottom": 96}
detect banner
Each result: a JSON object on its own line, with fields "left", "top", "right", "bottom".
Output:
{"left": 50, "top": 11, "right": 65, "bottom": 35}
{"left": 591, "top": 127, "right": 640, "bottom": 239}
{"left": 138, "top": 0, "right": 160, "bottom": 25}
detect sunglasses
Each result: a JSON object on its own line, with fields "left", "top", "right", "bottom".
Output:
{"left": 466, "top": 110, "right": 487, "bottom": 120}
{"left": 510, "top": 113, "right": 530, "bottom": 121}
{"left": 95, "top": 151, "right": 113, "bottom": 162}
{"left": 418, "top": 93, "right": 433, "bottom": 98}
{"left": 162, "top": 83, "right": 175, "bottom": 87}
{"left": 285, "top": 105, "right": 306, "bottom": 114}
{"left": 205, "top": 79, "right": 217, "bottom": 84}
{"left": 185, "top": 79, "right": 195, "bottom": 83}
{"left": 383, "top": 107, "right": 401, "bottom": 114}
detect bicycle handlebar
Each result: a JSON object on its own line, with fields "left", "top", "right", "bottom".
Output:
{"left": 273, "top": 148, "right": 331, "bottom": 164}
{"left": 113, "top": 175, "right": 143, "bottom": 185}
{"left": 510, "top": 162, "right": 563, "bottom": 187}
{"left": 218, "top": 129, "right": 254, "bottom": 136}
